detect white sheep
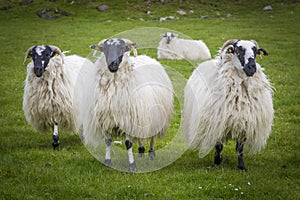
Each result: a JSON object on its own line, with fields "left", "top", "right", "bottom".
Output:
{"left": 81, "top": 38, "right": 174, "bottom": 172}
{"left": 157, "top": 32, "right": 211, "bottom": 60}
{"left": 23, "top": 45, "right": 93, "bottom": 149}
{"left": 183, "top": 39, "right": 273, "bottom": 170}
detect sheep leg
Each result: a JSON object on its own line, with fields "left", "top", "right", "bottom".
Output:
{"left": 148, "top": 136, "right": 156, "bottom": 160}
{"left": 52, "top": 123, "right": 60, "bottom": 150}
{"left": 214, "top": 141, "right": 223, "bottom": 165}
{"left": 236, "top": 141, "right": 246, "bottom": 171}
{"left": 138, "top": 139, "right": 145, "bottom": 157}
{"left": 125, "top": 136, "right": 136, "bottom": 173}
{"left": 104, "top": 136, "right": 112, "bottom": 167}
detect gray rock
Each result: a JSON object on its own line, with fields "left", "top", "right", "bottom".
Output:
{"left": 97, "top": 4, "right": 109, "bottom": 12}
{"left": 263, "top": 5, "right": 272, "bottom": 11}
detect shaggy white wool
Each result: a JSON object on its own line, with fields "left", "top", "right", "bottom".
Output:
{"left": 23, "top": 54, "right": 93, "bottom": 133}
{"left": 183, "top": 51, "right": 273, "bottom": 157}
{"left": 81, "top": 52, "right": 174, "bottom": 147}
{"left": 157, "top": 38, "right": 211, "bottom": 60}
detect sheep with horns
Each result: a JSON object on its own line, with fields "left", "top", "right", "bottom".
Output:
{"left": 81, "top": 38, "right": 174, "bottom": 172}
{"left": 183, "top": 39, "right": 274, "bottom": 170}
{"left": 23, "top": 45, "right": 93, "bottom": 149}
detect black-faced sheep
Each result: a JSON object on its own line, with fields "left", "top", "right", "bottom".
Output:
{"left": 183, "top": 39, "right": 273, "bottom": 170}
{"left": 157, "top": 32, "right": 211, "bottom": 60}
{"left": 81, "top": 38, "right": 174, "bottom": 172}
{"left": 23, "top": 45, "right": 93, "bottom": 149}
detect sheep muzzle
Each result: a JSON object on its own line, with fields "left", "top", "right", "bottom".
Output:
{"left": 107, "top": 55, "right": 123, "bottom": 73}
{"left": 34, "top": 66, "right": 45, "bottom": 77}
{"left": 243, "top": 58, "right": 256, "bottom": 77}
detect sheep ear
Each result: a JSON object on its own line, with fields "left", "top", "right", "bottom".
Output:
{"left": 172, "top": 33, "right": 178, "bottom": 37}
{"left": 160, "top": 33, "right": 166, "bottom": 38}
{"left": 226, "top": 45, "right": 234, "bottom": 54}
{"left": 90, "top": 44, "right": 103, "bottom": 51}
{"left": 132, "top": 43, "right": 138, "bottom": 49}
{"left": 257, "top": 48, "right": 268, "bottom": 60}
{"left": 129, "top": 43, "right": 138, "bottom": 57}
{"left": 257, "top": 48, "right": 268, "bottom": 56}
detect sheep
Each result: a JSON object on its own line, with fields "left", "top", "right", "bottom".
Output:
{"left": 183, "top": 39, "right": 273, "bottom": 170}
{"left": 81, "top": 38, "right": 174, "bottom": 172}
{"left": 157, "top": 32, "right": 211, "bottom": 60}
{"left": 23, "top": 45, "right": 93, "bottom": 149}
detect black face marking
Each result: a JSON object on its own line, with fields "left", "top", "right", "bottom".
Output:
{"left": 31, "top": 46, "right": 55, "bottom": 77}
{"left": 233, "top": 41, "right": 258, "bottom": 77}
{"left": 235, "top": 45, "right": 246, "bottom": 66}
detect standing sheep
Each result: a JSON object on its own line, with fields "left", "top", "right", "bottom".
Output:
{"left": 183, "top": 39, "right": 273, "bottom": 170}
{"left": 157, "top": 32, "right": 211, "bottom": 60}
{"left": 81, "top": 38, "right": 174, "bottom": 172}
{"left": 23, "top": 45, "right": 93, "bottom": 149}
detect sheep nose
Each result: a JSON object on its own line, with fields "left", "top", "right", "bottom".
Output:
{"left": 34, "top": 66, "right": 44, "bottom": 77}
{"left": 108, "top": 61, "right": 119, "bottom": 73}
{"left": 107, "top": 56, "right": 123, "bottom": 73}
{"left": 243, "top": 58, "right": 256, "bottom": 77}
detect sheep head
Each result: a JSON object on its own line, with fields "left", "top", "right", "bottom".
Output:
{"left": 24, "top": 45, "right": 64, "bottom": 77}
{"left": 91, "top": 38, "right": 138, "bottom": 73}
{"left": 221, "top": 39, "right": 268, "bottom": 77}
{"left": 160, "top": 32, "right": 178, "bottom": 44}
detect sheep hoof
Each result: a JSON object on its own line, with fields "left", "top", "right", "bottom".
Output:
{"left": 129, "top": 162, "right": 137, "bottom": 173}
{"left": 52, "top": 135, "right": 60, "bottom": 150}
{"left": 104, "top": 159, "right": 111, "bottom": 167}
{"left": 138, "top": 146, "right": 145, "bottom": 157}
{"left": 148, "top": 150, "right": 156, "bottom": 160}
{"left": 237, "top": 164, "right": 247, "bottom": 171}
{"left": 214, "top": 155, "right": 222, "bottom": 165}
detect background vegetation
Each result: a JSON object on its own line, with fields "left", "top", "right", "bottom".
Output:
{"left": 0, "top": 0, "right": 299, "bottom": 199}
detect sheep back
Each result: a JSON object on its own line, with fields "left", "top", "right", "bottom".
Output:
{"left": 82, "top": 54, "right": 174, "bottom": 147}
{"left": 157, "top": 38, "right": 211, "bottom": 60}
{"left": 23, "top": 55, "right": 92, "bottom": 133}
{"left": 183, "top": 57, "right": 273, "bottom": 157}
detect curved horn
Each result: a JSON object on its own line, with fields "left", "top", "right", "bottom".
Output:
{"left": 23, "top": 46, "right": 35, "bottom": 65}
{"left": 221, "top": 39, "right": 238, "bottom": 52}
{"left": 48, "top": 45, "right": 64, "bottom": 64}
{"left": 250, "top": 40, "right": 259, "bottom": 48}
{"left": 92, "top": 39, "right": 107, "bottom": 57}
{"left": 122, "top": 38, "right": 134, "bottom": 45}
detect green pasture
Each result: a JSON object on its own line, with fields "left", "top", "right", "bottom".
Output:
{"left": 0, "top": 0, "right": 299, "bottom": 199}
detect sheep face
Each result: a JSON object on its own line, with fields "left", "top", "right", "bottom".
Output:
{"left": 225, "top": 40, "right": 268, "bottom": 77}
{"left": 24, "top": 45, "right": 64, "bottom": 77}
{"left": 91, "top": 39, "right": 137, "bottom": 73}
{"left": 31, "top": 46, "right": 55, "bottom": 77}
{"left": 160, "top": 32, "right": 177, "bottom": 44}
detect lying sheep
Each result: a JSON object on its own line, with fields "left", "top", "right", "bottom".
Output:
{"left": 183, "top": 39, "right": 273, "bottom": 170}
{"left": 23, "top": 45, "right": 93, "bottom": 149}
{"left": 157, "top": 32, "right": 211, "bottom": 60}
{"left": 81, "top": 38, "right": 174, "bottom": 172}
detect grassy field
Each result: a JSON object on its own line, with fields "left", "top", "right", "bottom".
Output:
{"left": 1, "top": 0, "right": 299, "bottom": 199}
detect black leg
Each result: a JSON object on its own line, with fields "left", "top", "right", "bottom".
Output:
{"left": 236, "top": 141, "right": 246, "bottom": 171}
{"left": 214, "top": 141, "right": 223, "bottom": 165}
{"left": 138, "top": 139, "right": 145, "bottom": 157}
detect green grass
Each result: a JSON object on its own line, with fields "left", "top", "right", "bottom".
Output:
{"left": 1, "top": 0, "right": 299, "bottom": 199}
